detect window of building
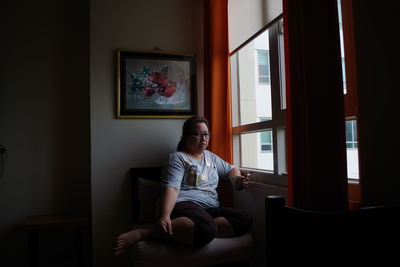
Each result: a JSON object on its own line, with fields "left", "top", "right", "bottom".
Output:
{"left": 257, "top": 50, "right": 270, "bottom": 84}
{"left": 230, "top": 18, "right": 286, "bottom": 176}
{"left": 259, "top": 117, "right": 272, "bottom": 152}
{"left": 261, "top": 131, "right": 272, "bottom": 152}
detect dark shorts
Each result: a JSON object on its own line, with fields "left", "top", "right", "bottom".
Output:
{"left": 170, "top": 201, "right": 253, "bottom": 247}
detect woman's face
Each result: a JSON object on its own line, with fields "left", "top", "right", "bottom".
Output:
{"left": 184, "top": 122, "right": 210, "bottom": 154}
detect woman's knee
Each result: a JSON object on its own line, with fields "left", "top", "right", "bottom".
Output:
{"left": 226, "top": 209, "right": 253, "bottom": 236}
{"left": 237, "top": 210, "right": 253, "bottom": 235}
{"left": 192, "top": 218, "right": 217, "bottom": 247}
{"left": 172, "top": 202, "right": 218, "bottom": 247}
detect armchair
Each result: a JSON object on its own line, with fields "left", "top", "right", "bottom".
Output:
{"left": 129, "top": 167, "right": 253, "bottom": 267}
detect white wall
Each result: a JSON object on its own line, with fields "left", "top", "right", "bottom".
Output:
{"left": 90, "top": 0, "right": 204, "bottom": 266}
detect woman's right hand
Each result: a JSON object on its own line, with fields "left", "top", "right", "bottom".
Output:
{"left": 159, "top": 215, "right": 173, "bottom": 235}
{"left": 234, "top": 175, "right": 250, "bottom": 190}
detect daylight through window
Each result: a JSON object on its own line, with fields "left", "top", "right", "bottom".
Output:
{"left": 230, "top": 18, "right": 286, "bottom": 175}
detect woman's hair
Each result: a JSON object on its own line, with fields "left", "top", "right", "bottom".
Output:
{"left": 177, "top": 116, "right": 209, "bottom": 151}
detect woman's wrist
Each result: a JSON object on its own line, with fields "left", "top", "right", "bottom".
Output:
{"left": 231, "top": 175, "right": 242, "bottom": 188}
{"left": 231, "top": 175, "right": 238, "bottom": 182}
{"left": 160, "top": 212, "right": 170, "bottom": 218}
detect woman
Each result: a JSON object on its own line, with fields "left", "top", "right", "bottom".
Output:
{"left": 114, "top": 116, "right": 252, "bottom": 255}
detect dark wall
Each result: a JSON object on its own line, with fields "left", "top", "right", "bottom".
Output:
{"left": 0, "top": 0, "right": 91, "bottom": 265}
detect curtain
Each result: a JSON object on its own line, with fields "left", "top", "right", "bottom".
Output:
{"left": 283, "top": 0, "right": 348, "bottom": 211}
{"left": 204, "top": 0, "right": 233, "bottom": 207}
{"left": 341, "top": 0, "right": 357, "bottom": 117}
{"left": 204, "top": 0, "right": 232, "bottom": 163}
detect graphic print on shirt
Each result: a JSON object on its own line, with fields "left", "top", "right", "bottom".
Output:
{"left": 182, "top": 158, "right": 215, "bottom": 192}
{"left": 184, "top": 162, "right": 198, "bottom": 186}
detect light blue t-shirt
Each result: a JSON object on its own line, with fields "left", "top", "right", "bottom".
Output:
{"left": 162, "top": 150, "right": 234, "bottom": 208}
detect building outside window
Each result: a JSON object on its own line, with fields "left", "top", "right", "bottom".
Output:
{"left": 230, "top": 19, "right": 286, "bottom": 175}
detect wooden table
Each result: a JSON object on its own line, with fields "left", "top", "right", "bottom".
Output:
{"left": 18, "top": 215, "right": 89, "bottom": 267}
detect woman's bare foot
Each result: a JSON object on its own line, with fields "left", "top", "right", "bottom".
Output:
{"left": 113, "top": 218, "right": 195, "bottom": 255}
{"left": 114, "top": 229, "right": 146, "bottom": 255}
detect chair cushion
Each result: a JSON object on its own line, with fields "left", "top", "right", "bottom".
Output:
{"left": 131, "top": 233, "right": 253, "bottom": 267}
{"left": 137, "top": 177, "right": 163, "bottom": 223}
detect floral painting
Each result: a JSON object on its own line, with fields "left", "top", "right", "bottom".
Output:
{"left": 117, "top": 51, "right": 196, "bottom": 118}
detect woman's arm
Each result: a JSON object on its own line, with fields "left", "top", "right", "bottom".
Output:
{"left": 159, "top": 186, "right": 179, "bottom": 234}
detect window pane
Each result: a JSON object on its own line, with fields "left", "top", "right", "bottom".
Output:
{"left": 241, "top": 131, "right": 273, "bottom": 171}
{"left": 352, "top": 121, "right": 357, "bottom": 141}
{"left": 258, "top": 50, "right": 268, "bottom": 65}
{"left": 346, "top": 121, "right": 353, "bottom": 141}
{"left": 346, "top": 142, "right": 353, "bottom": 149}
{"left": 259, "top": 76, "right": 270, "bottom": 84}
{"left": 230, "top": 20, "right": 286, "bottom": 173}
{"left": 258, "top": 50, "right": 270, "bottom": 84}
{"left": 259, "top": 65, "right": 269, "bottom": 76}
{"left": 261, "top": 144, "right": 272, "bottom": 151}
{"left": 260, "top": 131, "right": 271, "bottom": 143}
{"left": 237, "top": 30, "right": 272, "bottom": 125}
{"left": 345, "top": 120, "right": 359, "bottom": 179}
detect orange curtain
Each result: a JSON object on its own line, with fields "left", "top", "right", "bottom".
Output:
{"left": 204, "top": 0, "right": 232, "bottom": 163}
{"left": 204, "top": 0, "right": 233, "bottom": 207}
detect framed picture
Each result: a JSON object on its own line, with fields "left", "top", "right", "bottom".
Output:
{"left": 117, "top": 50, "right": 197, "bottom": 118}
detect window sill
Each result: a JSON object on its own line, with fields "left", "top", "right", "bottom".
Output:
{"left": 348, "top": 178, "right": 359, "bottom": 184}
{"left": 239, "top": 168, "right": 288, "bottom": 188}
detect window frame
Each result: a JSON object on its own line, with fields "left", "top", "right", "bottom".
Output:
{"left": 230, "top": 17, "right": 287, "bottom": 179}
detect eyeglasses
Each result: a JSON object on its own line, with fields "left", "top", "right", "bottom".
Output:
{"left": 190, "top": 132, "right": 211, "bottom": 138}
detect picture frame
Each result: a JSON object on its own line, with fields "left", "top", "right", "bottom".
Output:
{"left": 117, "top": 50, "right": 197, "bottom": 118}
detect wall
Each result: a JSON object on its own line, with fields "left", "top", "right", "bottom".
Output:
{"left": 0, "top": 0, "right": 91, "bottom": 266}
{"left": 234, "top": 182, "right": 288, "bottom": 267}
{"left": 228, "top": 0, "right": 282, "bottom": 52}
{"left": 90, "top": 0, "right": 204, "bottom": 266}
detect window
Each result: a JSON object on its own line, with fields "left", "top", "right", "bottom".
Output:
{"left": 260, "top": 131, "right": 272, "bottom": 152}
{"left": 345, "top": 119, "right": 359, "bottom": 179}
{"left": 257, "top": 50, "right": 270, "bottom": 84}
{"left": 259, "top": 117, "right": 272, "bottom": 152}
{"left": 346, "top": 120, "right": 358, "bottom": 149}
{"left": 230, "top": 18, "right": 286, "bottom": 175}
{"left": 338, "top": 0, "right": 359, "bottom": 180}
